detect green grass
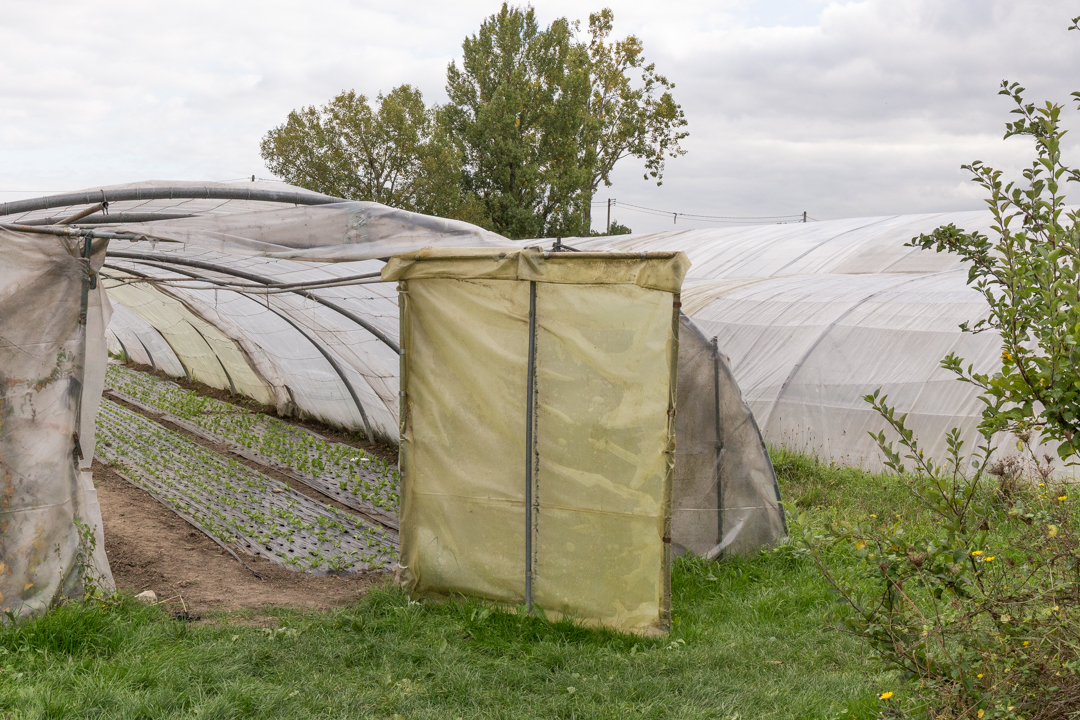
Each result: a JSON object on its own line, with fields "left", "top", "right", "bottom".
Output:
{"left": 0, "top": 452, "right": 902, "bottom": 720}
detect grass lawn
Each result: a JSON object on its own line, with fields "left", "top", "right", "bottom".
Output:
{"left": 0, "top": 452, "right": 899, "bottom": 719}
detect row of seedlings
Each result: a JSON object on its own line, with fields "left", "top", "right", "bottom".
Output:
{"left": 96, "top": 399, "right": 397, "bottom": 573}
{"left": 104, "top": 365, "right": 398, "bottom": 527}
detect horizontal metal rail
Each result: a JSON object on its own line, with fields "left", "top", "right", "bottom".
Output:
{"left": 21, "top": 212, "right": 198, "bottom": 226}
{"left": 0, "top": 222, "right": 169, "bottom": 242}
{"left": 0, "top": 186, "right": 346, "bottom": 218}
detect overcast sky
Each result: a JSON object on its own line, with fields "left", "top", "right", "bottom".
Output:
{"left": 2, "top": 0, "right": 1078, "bottom": 233}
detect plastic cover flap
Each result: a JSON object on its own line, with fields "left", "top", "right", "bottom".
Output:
{"left": 0, "top": 229, "right": 114, "bottom": 616}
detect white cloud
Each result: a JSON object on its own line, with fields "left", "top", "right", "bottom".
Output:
{"left": 1, "top": 0, "right": 1078, "bottom": 233}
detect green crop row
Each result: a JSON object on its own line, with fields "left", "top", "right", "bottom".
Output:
{"left": 105, "top": 365, "right": 398, "bottom": 514}
{"left": 96, "top": 399, "right": 396, "bottom": 573}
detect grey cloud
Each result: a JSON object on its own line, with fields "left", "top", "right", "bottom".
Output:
{"left": 0, "top": 0, "right": 1078, "bottom": 234}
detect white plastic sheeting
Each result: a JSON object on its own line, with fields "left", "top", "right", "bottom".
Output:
{"left": 2, "top": 180, "right": 786, "bottom": 567}
{"left": 0, "top": 229, "right": 113, "bottom": 617}
{"left": 3, "top": 180, "right": 508, "bottom": 262}
{"left": 103, "top": 249, "right": 403, "bottom": 442}
{"left": 549, "top": 211, "right": 1011, "bottom": 471}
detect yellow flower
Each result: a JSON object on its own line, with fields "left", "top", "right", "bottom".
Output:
{"left": 1048, "top": 525, "right": 1059, "bottom": 537}
{"left": 870, "top": 514, "right": 877, "bottom": 518}
{"left": 1059, "top": 495, "right": 1068, "bottom": 502}
{"left": 985, "top": 556, "right": 995, "bottom": 562}
{"left": 855, "top": 539, "right": 866, "bottom": 550}
{"left": 972, "top": 550, "right": 983, "bottom": 556}
{"left": 1024, "top": 640, "right": 1030, "bottom": 646}
{"left": 978, "top": 710, "right": 985, "bottom": 719}
{"left": 977, "top": 673, "right": 983, "bottom": 678}
{"left": 879, "top": 691, "right": 894, "bottom": 700}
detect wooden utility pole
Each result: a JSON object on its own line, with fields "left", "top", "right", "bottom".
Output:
{"left": 606, "top": 198, "right": 612, "bottom": 234}
{"left": 802, "top": 211, "right": 807, "bottom": 223}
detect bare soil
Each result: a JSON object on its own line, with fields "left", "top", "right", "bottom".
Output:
{"left": 93, "top": 460, "right": 383, "bottom": 614}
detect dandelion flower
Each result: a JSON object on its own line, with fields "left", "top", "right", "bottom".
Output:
{"left": 1059, "top": 495, "right": 1068, "bottom": 501}
{"left": 879, "top": 691, "right": 893, "bottom": 700}
{"left": 870, "top": 514, "right": 877, "bottom": 518}
{"left": 977, "top": 674, "right": 983, "bottom": 678}
{"left": 1023, "top": 640, "right": 1030, "bottom": 646}
{"left": 985, "top": 556, "right": 995, "bottom": 562}
{"left": 972, "top": 550, "right": 983, "bottom": 556}
{"left": 978, "top": 711, "right": 985, "bottom": 719}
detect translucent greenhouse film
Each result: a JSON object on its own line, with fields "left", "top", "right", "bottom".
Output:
{"left": 561, "top": 211, "right": 1015, "bottom": 472}
{"left": 0, "top": 181, "right": 784, "bottom": 559}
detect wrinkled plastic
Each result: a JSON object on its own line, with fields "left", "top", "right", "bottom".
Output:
{"left": 556, "top": 211, "right": 1018, "bottom": 471}
{"left": 673, "top": 316, "right": 786, "bottom": 558}
{"left": 0, "top": 229, "right": 114, "bottom": 616}
{"left": 388, "top": 249, "right": 685, "bottom": 634}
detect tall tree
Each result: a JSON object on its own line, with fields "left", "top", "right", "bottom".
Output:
{"left": 580, "top": 8, "right": 687, "bottom": 231}
{"left": 261, "top": 86, "right": 487, "bottom": 224}
{"left": 442, "top": 5, "right": 589, "bottom": 238}
{"left": 443, "top": 4, "right": 687, "bottom": 238}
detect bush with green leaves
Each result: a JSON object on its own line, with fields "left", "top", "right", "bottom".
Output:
{"left": 799, "top": 16, "right": 1080, "bottom": 719}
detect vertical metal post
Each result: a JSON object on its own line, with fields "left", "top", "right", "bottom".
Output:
{"left": 711, "top": 337, "right": 724, "bottom": 550}
{"left": 524, "top": 280, "right": 538, "bottom": 612}
{"left": 73, "top": 234, "right": 96, "bottom": 462}
{"left": 802, "top": 211, "right": 807, "bottom": 223}
{"left": 606, "top": 198, "right": 612, "bottom": 235}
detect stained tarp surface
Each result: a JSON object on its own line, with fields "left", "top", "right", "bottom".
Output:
{"left": 388, "top": 249, "right": 686, "bottom": 634}
{"left": 0, "top": 229, "right": 113, "bottom": 616}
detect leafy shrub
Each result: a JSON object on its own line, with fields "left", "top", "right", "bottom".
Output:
{"left": 800, "top": 16, "right": 1080, "bottom": 718}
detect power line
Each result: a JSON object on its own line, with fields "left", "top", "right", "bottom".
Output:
{"left": 594, "top": 198, "right": 812, "bottom": 225}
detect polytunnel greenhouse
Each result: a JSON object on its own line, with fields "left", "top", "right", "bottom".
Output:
{"left": 1, "top": 175, "right": 1032, "bottom": 625}
{"left": 564, "top": 212, "right": 1008, "bottom": 472}
{"left": 0, "top": 180, "right": 798, "bottom": 618}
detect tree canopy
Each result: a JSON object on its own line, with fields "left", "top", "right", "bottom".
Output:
{"left": 261, "top": 5, "right": 686, "bottom": 239}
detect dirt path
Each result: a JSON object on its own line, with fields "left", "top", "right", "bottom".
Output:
{"left": 93, "top": 460, "right": 383, "bottom": 613}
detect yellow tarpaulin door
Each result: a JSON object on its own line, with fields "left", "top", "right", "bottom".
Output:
{"left": 397, "top": 278, "right": 531, "bottom": 605}
{"left": 533, "top": 283, "right": 675, "bottom": 633}
{"left": 392, "top": 249, "right": 685, "bottom": 635}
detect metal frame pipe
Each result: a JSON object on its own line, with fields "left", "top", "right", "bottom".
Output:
{"left": 106, "top": 251, "right": 400, "bottom": 353}
{"left": 0, "top": 186, "right": 346, "bottom": 218}
{"left": 109, "top": 263, "right": 378, "bottom": 442}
